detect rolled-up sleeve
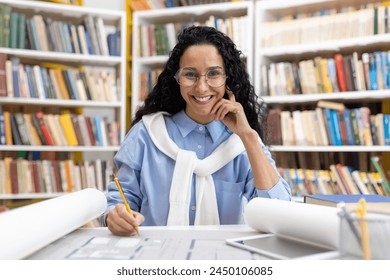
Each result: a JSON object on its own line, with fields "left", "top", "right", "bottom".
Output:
{"left": 256, "top": 177, "right": 292, "bottom": 201}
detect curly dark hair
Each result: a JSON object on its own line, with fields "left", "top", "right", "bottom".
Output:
{"left": 133, "top": 25, "right": 268, "bottom": 141}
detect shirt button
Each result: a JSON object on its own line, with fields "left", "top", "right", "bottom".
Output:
{"left": 191, "top": 206, "right": 196, "bottom": 211}
{"left": 197, "top": 145, "right": 202, "bottom": 149}
{"left": 198, "top": 126, "right": 204, "bottom": 131}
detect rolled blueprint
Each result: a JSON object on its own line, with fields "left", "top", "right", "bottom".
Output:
{"left": 244, "top": 197, "right": 341, "bottom": 249}
{"left": 0, "top": 188, "right": 107, "bottom": 259}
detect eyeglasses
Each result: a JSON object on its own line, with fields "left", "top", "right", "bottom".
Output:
{"left": 174, "top": 68, "right": 227, "bottom": 88}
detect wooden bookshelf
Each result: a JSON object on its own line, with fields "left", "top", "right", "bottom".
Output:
{"left": 0, "top": 0, "right": 126, "bottom": 200}
{"left": 255, "top": 0, "right": 390, "bottom": 197}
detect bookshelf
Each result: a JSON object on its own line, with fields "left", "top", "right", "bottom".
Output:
{"left": 254, "top": 0, "right": 390, "bottom": 197}
{"left": 131, "top": 0, "right": 254, "bottom": 119}
{"left": 0, "top": 0, "right": 126, "bottom": 202}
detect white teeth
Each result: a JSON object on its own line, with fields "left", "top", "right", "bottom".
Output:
{"left": 194, "top": 96, "right": 212, "bottom": 102}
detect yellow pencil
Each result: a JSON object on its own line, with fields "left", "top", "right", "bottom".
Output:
{"left": 356, "top": 198, "right": 370, "bottom": 260}
{"left": 114, "top": 177, "right": 139, "bottom": 235}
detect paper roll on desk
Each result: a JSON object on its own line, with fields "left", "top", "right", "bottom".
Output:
{"left": 244, "top": 197, "right": 341, "bottom": 249}
{"left": 0, "top": 188, "right": 107, "bottom": 259}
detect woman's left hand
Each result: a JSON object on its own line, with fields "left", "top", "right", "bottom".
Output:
{"left": 211, "top": 89, "right": 251, "bottom": 136}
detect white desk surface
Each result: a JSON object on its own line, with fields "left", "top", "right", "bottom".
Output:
{"left": 27, "top": 225, "right": 267, "bottom": 260}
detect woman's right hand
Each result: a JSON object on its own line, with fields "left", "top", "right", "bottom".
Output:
{"left": 106, "top": 204, "right": 144, "bottom": 236}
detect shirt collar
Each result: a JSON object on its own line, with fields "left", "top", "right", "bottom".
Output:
{"left": 172, "top": 110, "right": 228, "bottom": 143}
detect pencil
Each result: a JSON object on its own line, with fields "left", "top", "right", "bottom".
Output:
{"left": 114, "top": 177, "right": 139, "bottom": 235}
{"left": 356, "top": 198, "right": 370, "bottom": 260}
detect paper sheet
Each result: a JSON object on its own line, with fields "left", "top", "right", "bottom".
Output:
{"left": 0, "top": 188, "right": 107, "bottom": 260}
{"left": 244, "top": 197, "right": 341, "bottom": 249}
{"left": 27, "top": 226, "right": 263, "bottom": 260}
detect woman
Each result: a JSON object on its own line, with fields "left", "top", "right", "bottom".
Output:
{"left": 103, "top": 26, "right": 291, "bottom": 236}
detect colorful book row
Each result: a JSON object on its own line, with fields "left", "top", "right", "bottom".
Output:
{"left": 0, "top": 111, "right": 120, "bottom": 147}
{"left": 138, "top": 14, "right": 248, "bottom": 57}
{"left": 0, "top": 3, "right": 120, "bottom": 56}
{"left": 267, "top": 106, "right": 390, "bottom": 147}
{"left": 0, "top": 53, "right": 119, "bottom": 101}
{"left": 260, "top": 3, "right": 390, "bottom": 48}
{"left": 279, "top": 160, "right": 390, "bottom": 197}
{"left": 261, "top": 51, "right": 390, "bottom": 96}
{"left": 0, "top": 158, "right": 111, "bottom": 195}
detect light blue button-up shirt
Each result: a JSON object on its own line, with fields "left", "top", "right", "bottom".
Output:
{"left": 103, "top": 110, "right": 291, "bottom": 226}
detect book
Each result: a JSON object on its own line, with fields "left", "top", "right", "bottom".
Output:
{"left": 95, "top": 16, "right": 109, "bottom": 56}
{"left": 330, "top": 110, "right": 343, "bottom": 146}
{"left": 0, "top": 53, "right": 7, "bottom": 96}
{"left": 292, "top": 110, "right": 305, "bottom": 145}
{"left": 77, "top": 114, "right": 91, "bottom": 146}
{"left": 329, "top": 164, "right": 348, "bottom": 194}
{"left": 14, "top": 112, "right": 31, "bottom": 145}
{"left": 370, "top": 156, "right": 390, "bottom": 196}
{"left": 343, "top": 55, "right": 355, "bottom": 91}
{"left": 84, "top": 115, "right": 97, "bottom": 146}
{"left": 53, "top": 115, "right": 68, "bottom": 146}
{"left": 84, "top": 15, "right": 100, "bottom": 55}
{"left": 10, "top": 57, "right": 20, "bottom": 97}
{"left": 3, "top": 111, "right": 12, "bottom": 145}
{"left": 352, "top": 51, "right": 365, "bottom": 91}
{"left": 64, "top": 159, "right": 73, "bottom": 193}
{"left": 44, "top": 114, "right": 63, "bottom": 146}
{"left": 77, "top": 24, "right": 89, "bottom": 55}
{"left": 30, "top": 161, "right": 42, "bottom": 193}
{"left": 5, "top": 59, "right": 13, "bottom": 97}
{"left": 58, "top": 161, "right": 68, "bottom": 192}
{"left": 334, "top": 53, "right": 347, "bottom": 92}
{"left": 351, "top": 170, "right": 370, "bottom": 195}
{"left": 34, "top": 112, "right": 54, "bottom": 145}
{"left": 350, "top": 109, "right": 361, "bottom": 145}
{"left": 361, "top": 52, "right": 371, "bottom": 90}
{"left": 51, "top": 161, "right": 63, "bottom": 193}
{"left": 367, "top": 172, "right": 385, "bottom": 196}
{"left": 31, "top": 113, "right": 48, "bottom": 145}
{"left": 317, "top": 100, "right": 345, "bottom": 111}
{"left": 360, "top": 107, "right": 373, "bottom": 146}
{"left": 18, "top": 64, "right": 29, "bottom": 98}
{"left": 336, "top": 164, "right": 360, "bottom": 194}
{"left": 304, "top": 194, "right": 390, "bottom": 214}
{"left": 0, "top": 112, "right": 5, "bottom": 145}
{"left": 24, "top": 65, "right": 36, "bottom": 97}
{"left": 341, "top": 109, "right": 355, "bottom": 145}
{"left": 267, "top": 108, "right": 282, "bottom": 145}
{"left": 53, "top": 68, "right": 70, "bottom": 99}
{"left": 0, "top": 160, "right": 5, "bottom": 194}
{"left": 107, "top": 31, "right": 120, "bottom": 56}
{"left": 32, "top": 65, "right": 45, "bottom": 99}
{"left": 0, "top": 4, "right": 12, "bottom": 48}
{"left": 8, "top": 12, "right": 18, "bottom": 49}
{"left": 324, "top": 109, "right": 340, "bottom": 145}
{"left": 9, "top": 160, "right": 19, "bottom": 194}
{"left": 319, "top": 58, "right": 333, "bottom": 93}
{"left": 314, "top": 107, "right": 329, "bottom": 146}
{"left": 10, "top": 114, "right": 23, "bottom": 145}
{"left": 17, "top": 13, "right": 26, "bottom": 49}
{"left": 58, "top": 113, "right": 78, "bottom": 146}
{"left": 337, "top": 110, "right": 347, "bottom": 145}
{"left": 71, "top": 114, "right": 84, "bottom": 146}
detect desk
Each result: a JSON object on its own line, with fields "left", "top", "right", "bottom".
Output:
{"left": 27, "top": 225, "right": 267, "bottom": 260}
